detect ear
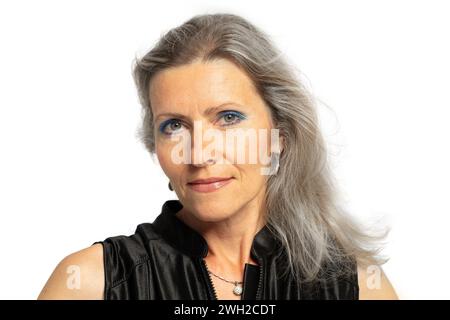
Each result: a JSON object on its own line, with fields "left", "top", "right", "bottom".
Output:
{"left": 279, "top": 135, "right": 285, "bottom": 154}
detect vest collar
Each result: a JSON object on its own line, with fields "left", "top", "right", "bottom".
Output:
{"left": 152, "top": 200, "right": 280, "bottom": 259}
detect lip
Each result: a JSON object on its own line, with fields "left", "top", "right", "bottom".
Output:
{"left": 187, "top": 177, "right": 234, "bottom": 193}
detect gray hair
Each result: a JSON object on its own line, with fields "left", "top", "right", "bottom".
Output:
{"left": 132, "top": 13, "right": 387, "bottom": 283}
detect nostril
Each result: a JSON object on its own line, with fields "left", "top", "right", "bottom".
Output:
{"left": 192, "top": 157, "right": 216, "bottom": 167}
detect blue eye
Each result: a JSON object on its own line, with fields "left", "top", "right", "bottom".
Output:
{"left": 158, "top": 111, "right": 246, "bottom": 136}
{"left": 218, "top": 110, "right": 246, "bottom": 126}
{"left": 159, "top": 119, "right": 184, "bottom": 135}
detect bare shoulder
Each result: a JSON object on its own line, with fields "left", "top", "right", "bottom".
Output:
{"left": 37, "top": 243, "right": 105, "bottom": 300}
{"left": 357, "top": 262, "right": 399, "bottom": 300}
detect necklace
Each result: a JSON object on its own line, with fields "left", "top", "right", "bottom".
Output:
{"left": 207, "top": 269, "right": 244, "bottom": 296}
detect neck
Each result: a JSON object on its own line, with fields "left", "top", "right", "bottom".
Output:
{"left": 176, "top": 190, "right": 266, "bottom": 279}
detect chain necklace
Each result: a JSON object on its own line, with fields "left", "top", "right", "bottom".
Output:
{"left": 207, "top": 269, "right": 244, "bottom": 296}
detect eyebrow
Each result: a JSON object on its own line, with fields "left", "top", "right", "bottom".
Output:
{"left": 154, "top": 102, "right": 245, "bottom": 122}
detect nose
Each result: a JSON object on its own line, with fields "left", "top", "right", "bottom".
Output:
{"left": 190, "top": 120, "right": 218, "bottom": 167}
{"left": 192, "top": 157, "right": 216, "bottom": 167}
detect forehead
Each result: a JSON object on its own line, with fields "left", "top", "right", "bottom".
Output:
{"left": 149, "top": 59, "right": 260, "bottom": 113}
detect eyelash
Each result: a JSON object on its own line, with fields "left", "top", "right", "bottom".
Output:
{"left": 158, "top": 110, "right": 247, "bottom": 135}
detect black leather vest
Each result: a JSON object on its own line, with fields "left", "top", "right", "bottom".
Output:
{"left": 94, "top": 200, "right": 359, "bottom": 300}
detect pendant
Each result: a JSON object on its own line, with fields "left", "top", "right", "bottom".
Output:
{"left": 233, "top": 282, "right": 243, "bottom": 296}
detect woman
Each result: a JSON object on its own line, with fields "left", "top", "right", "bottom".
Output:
{"left": 38, "top": 13, "right": 398, "bottom": 300}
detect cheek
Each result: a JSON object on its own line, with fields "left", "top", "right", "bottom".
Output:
{"left": 222, "top": 125, "right": 273, "bottom": 166}
{"left": 234, "top": 163, "right": 267, "bottom": 191}
{"left": 231, "top": 121, "right": 273, "bottom": 185}
{"left": 156, "top": 144, "right": 180, "bottom": 178}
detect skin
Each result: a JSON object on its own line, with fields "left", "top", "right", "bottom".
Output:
{"left": 38, "top": 59, "right": 398, "bottom": 300}
{"left": 150, "top": 58, "right": 280, "bottom": 299}
{"left": 38, "top": 244, "right": 104, "bottom": 299}
{"left": 357, "top": 264, "right": 398, "bottom": 299}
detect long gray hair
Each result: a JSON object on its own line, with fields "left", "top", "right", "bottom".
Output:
{"left": 132, "top": 13, "right": 387, "bottom": 283}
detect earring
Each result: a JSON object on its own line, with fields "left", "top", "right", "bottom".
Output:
{"left": 168, "top": 182, "right": 174, "bottom": 191}
{"left": 270, "top": 151, "right": 280, "bottom": 175}
{"left": 260, "top": 151, "right": 281, "bottom": 176}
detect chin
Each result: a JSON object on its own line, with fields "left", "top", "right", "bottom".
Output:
{"left": 187, "top": 201, "right": 237, "bottom": 223}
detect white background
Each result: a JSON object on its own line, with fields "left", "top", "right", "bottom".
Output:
{"left": 0, "top": 0, "right": 449, "bottom": 299}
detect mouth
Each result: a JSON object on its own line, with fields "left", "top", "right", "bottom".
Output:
{"left": 187, "top": 177, "right": 234, "bottom": 193}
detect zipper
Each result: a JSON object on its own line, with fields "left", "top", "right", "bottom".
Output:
{"left": 201, "top": 253, "right": 264, "bottom": 300}
{"left": 253, "top": 249, "right": 264, "bottom": 300}
{"left": 201, "top": 258, "right": 218, "bottom": 300}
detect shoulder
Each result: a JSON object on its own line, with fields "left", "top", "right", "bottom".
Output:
{"left": 38, "top": 223, "right": 161, "bottom": 300}
{"left": 38, "top": 243, "right": 104, "bottom": 300}
{"left": 357, "top": 262, "right": 399, "bottom": 300}
{"left": 101, "top": 224, "right": 155, "bottom": 271}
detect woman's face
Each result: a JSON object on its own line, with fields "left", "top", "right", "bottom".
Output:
{"left": 149, "top": 58, "right": 278, "bottom": 222}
